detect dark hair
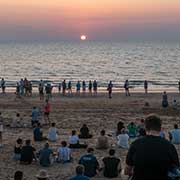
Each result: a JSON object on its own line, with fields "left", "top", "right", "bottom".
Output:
{"left": 174, "top": 124, "right": 178, "bottom": 129}
{"left": 37, "top": 122, "right": 41, "bottom": 127}
{"left": 76, "top": 165, "right": 84, "bottom": 175}
{"left": 0, "top": 112, "right": 1, "bottom": 115}
{"left": 72, "top": 130, "right": 76, "bottom": 135}
{"left": 109, "top": 149, "right": 115, "bottom": 156}
{"left": 45, "top": 142, "right": 49, "bottom": 148}
{"left": 61, "top": 141, "right": 67, "bottom": 147}
{"left": 14, "top": 171, "right": 23, "bottom": 180}
{"left": 87, "top": 147, "right": 94, "bottom": 153}
{"left": 25, "top": 139, "right": 31, "bottom": 145}
{"left": 83, "top": 124, "right": 87, "bottom": 127}
{"left": 16, "top": 138, "right": 23, "bottom": 144}
{"left": 16, "top": 113, "right": 20, "bottom": 117}
{"left": 100, "top": 130, "right": 105, "bottom": 136}
{"left": 145, "top": 115, "right": 161, "bottom": 132}
{"left": 52, "top": 123, "right": 56, "bottom": 127}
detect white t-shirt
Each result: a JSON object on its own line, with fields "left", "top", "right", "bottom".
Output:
{"left": 48, "top": 127, "right": 58, "bottom": 141}
{"left": 69, "top": 135, "right": 79, "bottom": 144}
{"left": 57, "top": 147, "right": 71, "bottom": 161}
{"left": 117, "top": 134, "right": 129, "bottom": 149}
{"left": 170, "top": 129, "right": 180, "bottom": 144}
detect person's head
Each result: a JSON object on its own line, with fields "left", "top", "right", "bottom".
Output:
{"left": 173, "top": 99, "right": 177, "bottom": 102}
{"left": 100, "top": 130, "right": 106, "bottom": 136}
{"left": 36, "top": 169, "right": 49, "bottom": 180}
{"left": 174, "top": 124, "right": 178, "bottom": 129}
{"left": 37, "top": 122, "right": 41, "bottom": 127}
{"left": 61, "top": 141, "right": 67, "bottom": 147}
{"left": 51, "top": 123, "right": 56, "bottom": 127}
{"left": 16, "top": 138, "right": 23, "bottom": 145}
{"left": 44, "top": 142, "right": 49, "bottom": 148}
{"left": 75, "top": 165, "right": 85, "bottom": 175}
{"left": 130, "top": 122, "right": 135, "bottom": 126}
{"left": 45, "top": 99, "right": 48, "bottom": 103}
{"left": 109, "top": 149, "right": 115, "bottom": 156}
{"left": 25, "top": 139, "right": 31, "bottom": 146}
{"left": 163, "top": 91, "right": 166, "bottom": 94}
{"left": 72, "top": 130, "right": 76, "bottom": 136}
{"left": 121, "top": 128, "right": 126, "bottom": 134}
{"left": 87, "top": 147, "right": 94, "bottom": 154}
{"left": 16, "top": 113, "right": 20, "bottom": 117}
{"left": 83, "top": 124, "right": 87, "bottom": 128}
{"left": 145, "top": 115, "right": 161, "bottom": 133}
{"left": 14, "top": 171, "right": 23, "bottom": 180}
{"left": 140, "top": 119, "right": 144, "bottom": 123}
{"left": 33, "top": 106, "right": 36, "bottom": 109}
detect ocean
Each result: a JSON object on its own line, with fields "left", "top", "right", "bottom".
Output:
{"left": 0, "top": 41, "right": 180, "bottom": 89}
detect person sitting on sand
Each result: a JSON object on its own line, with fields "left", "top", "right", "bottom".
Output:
{"left": 70, "top": 165, "right": 90, "bottom": 180}
{"left": 137, "top": 119, "right": 146, "bottom": 137}
{"left": 20, "top": 139, "right": 36, "bottom": 164}
{"left": 162, "top": 91, "right": 168, "bottom": 108}
{"left": 44, "top": 99, "right": 51, "bottom": 125}
{"left": 169, "top": 124, "right": 180, "bottom": 144}
{"left": 38, "top": 142, "right": 53, "bottom": 167}
{"left": 12, "top": 138, "right": 23, "bottom": 161}
{"left": 79, "top": 148, "right": 99, "bottom": 177}
{"left": 57, "top": 141, "right": 72, "bottom": 163}
{"left": 14, "top": 171, "right": 24, "bottom": 180}
{"left": 127, "top": 122, "right": 137, "bottom": 138}
{"left": 116, "top": 121, "right": 125, "bottom": 136}
{"left": 0, "top": 112, "right": 3, "bottom": 147}
{"left": 117, "top": 128, "right": 129, "bottom": 149}
{"left": 102, "top": 149, "right": 121, "bottom": 178}
{"left": 79, "top": 124, "right": 92, "bottom": 139}
{"left": 32, "top": 106, "right": 40, "bottom": 127}
{"left": 69, "top": 130, "right": 88, "bottom": 149}
{"left": 96, "top": 130, "right": 109, "bottom": 150}
{"left": 47, "top": 123, "right": 58, "bottom": 142}
{"left": 34, "top": 123, "right": 46, "bottom": 141}
{"left": 36, "top": 169, "right": 49, "bottom": 180}
{"left": 11, "top": 113, "right": 23, "bottom": 128}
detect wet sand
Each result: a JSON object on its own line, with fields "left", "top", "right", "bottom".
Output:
{"left": 0, "top": 92, "right": 180, "bottom": 180}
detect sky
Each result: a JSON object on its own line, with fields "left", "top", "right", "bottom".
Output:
{"left": 0, "top": 0, "right": 180, "bottom": 41}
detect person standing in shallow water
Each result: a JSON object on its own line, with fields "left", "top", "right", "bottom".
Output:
{"left": 88, "top": 80, "right": 92, "bottom": 95}
{"left": 124, "top": 80, "right": 130, "bottom": 96}
{"left": 82, "top": 81, "right": 86, "bottom": 95}
{"left": 144, "top": 80, "right": 148, "bottom": 94}
{"left": 62, "top": 79, "right": 66, "bottom": 96}
{"left": 1, "top": 78, "right": 6, "bottom": 93}
{"left": 68, "top": 81, "right": 72, "bottom": 95}
{"left": 178, "top": 80, "right": 180, "bottom": 94}
{"left": 107, "top": 81, "right": 113, "bottom": 98}
{"left": 93, "top": 80, "right": 97, "bottom": 96}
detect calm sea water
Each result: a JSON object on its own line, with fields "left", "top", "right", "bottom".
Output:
{"left": 0, "top": 41, "right": 180, "bottom": 88}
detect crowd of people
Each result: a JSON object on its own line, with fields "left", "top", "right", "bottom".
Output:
{"left": 1, "top": 78, "right": 180, "bottom": 99}
{"left": 1, "top": 113, "right": 179, "bottom": 179}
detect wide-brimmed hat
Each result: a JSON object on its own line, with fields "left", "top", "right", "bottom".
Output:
{"left": 36, "top": 170, "right": 49, "bottom": 179}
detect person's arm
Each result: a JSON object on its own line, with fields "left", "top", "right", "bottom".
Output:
{"left": 170, "top": 143, "right": 180, "bottom": 167}
{"left": 124, "top": 165, "right": 133, "bottom": 176}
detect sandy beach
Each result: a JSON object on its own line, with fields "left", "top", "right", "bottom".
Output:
{"left": 0, "top": 92, "right": 180, "bottom": 180}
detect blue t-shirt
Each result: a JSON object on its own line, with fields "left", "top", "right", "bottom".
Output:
{"left": 39, "top": 147, "right": 53, "bottom": 167}
{"left": 32, "top": 108, "right": 39, "bottom": 121}
{"left": 70, "top": 175, "right": 89, "bottom": 180}
{"left": 33, "top": 127, "right": 41, "bottom": 141}
{"left": 79, "top": 154, "right": 99, "bottom": 177}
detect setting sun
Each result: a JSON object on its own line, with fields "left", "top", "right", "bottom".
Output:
{"left": 81, "top": 35, "right": 87, "bottom": 40}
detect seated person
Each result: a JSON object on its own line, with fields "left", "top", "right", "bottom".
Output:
{"left": 36, "top": 170, "right": 49, "bottom": 180}
{"left": 137, "top": 119, "right": 145, "bottom": 136}
{"left": 159, "top": 128, "right": 166, "bottom": 139}
{"left": 162, "top": 91, "right": 168, "bottom": 108}
{"left": 38, "top": 142, "right": 53, "bottom": 167}
{"left": 96, "top": 130, "right": 109, "bottom": 149}
{"left": 70, "top": 165, "right": 89, "bottom": 180}
{"left": 57, "top": 141, "right": 72, "bottom": 163}
{"left": 169, "top": 124, "right": 180, "bottom": 144}
{"left": 47, "top": 123, "right": 58, "bottom": 142}
{"left": 12, "top": 138, "right": 23, "bottom": 161}
{"left": 127, "top": 122, "right": 137, "bottom": 138}
{"left": 79, "top": 148, "right": 99, "bottom": 177}
{"left": 116, "top": 121, "right": 125, "bottom": 136}
{"left": 117, "top": 129, "right": 129, "bottom": 149}
{"left": 102, "top": 149, "right": 121, "bottom": 178}
{"left": 79, "top": 124, "right": 92, "bottom": 139}
{"left": 11, "top": 113, "right": 23, "bottom": 128}
{"left": 20, "top": 139, "right": 36, "bottom": 164}
{"left": 31, "top": 106, "right": 40, "bottom": 127}
{"left": 33, "top": 123, "right": 46, "bottom": 141}
{"left": 14, "top": 171, "right": 24, "bottom": 180}
{"left": 69, "top": 130, "right": 88, "bottom": 149}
